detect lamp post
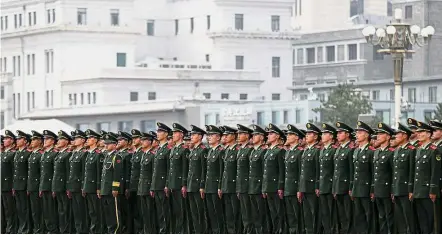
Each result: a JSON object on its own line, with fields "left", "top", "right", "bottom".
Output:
{"left": 362, "top": 8, "right": 435, "bottom": 127}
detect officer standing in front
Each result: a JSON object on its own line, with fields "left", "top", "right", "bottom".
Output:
{"left": 430, "top": 119, "right": 442, "bottom": 233}
{"left": 28, "top": 131, "right": 45, "bottom": 234}
{"left": 116, "top": 131, "right": 133, "bottom": 233}
{"left": 129, "top": 129, "right": 144, "bottom": 234}
{"left": 1, "top": 130, "right": 17, "bottom": 234}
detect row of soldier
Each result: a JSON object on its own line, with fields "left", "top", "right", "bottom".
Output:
{"left": 0, "top": 117, "right": 441, "bottom": 234}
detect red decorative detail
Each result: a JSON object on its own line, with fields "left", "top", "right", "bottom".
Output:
{"left": 297, "top": 146, "right": 304, "bottom": 150}
{"left": 429, "top": 144, "right": 437, "bottom": 150}
{"left": 388, "top": 147, "right": 395, "bottom": 151}
{"left": 117, "top": 159, "right": 121, "bottom": 163}
{"left": 407, "top": 145, "right": 415, "bottom": 150}
{"left": 95, "top": 149, "right": 101, "bottom": 153}
{"left": 368, "top": 146, "right": 376, "bottom": 151}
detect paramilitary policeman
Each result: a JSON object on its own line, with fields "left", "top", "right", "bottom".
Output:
{"left": 13, "top": 131, "right": 32, "bottom": 234}
{"left": 318, "top": 123, "right": 338, "bottom": 234}
{"left": 1, "top": 130, "right": 17, "bottom": 234}
{"left": 248, "top": 124, "right": 268, "bottom": 234}
{"left": 299, "top": 123, "right": 321, "bottom": 234}
{"left": 430, "top": 119, "right": 442, "bottom": 233}
{"left": 407, "top": 118, "right": 421, "bottom": 147}
{"left": 235, "top": 124, "right": 254, "bottom": 234}
{"left": 263, "top": 123, "right": 285, "bottom": 234}
{"left": 333, "top": 122, "right": 355, "bottom": 234}
{"left": 392, "top": 123, "right": 416, "bottom": 234}
{"left": 138, "top": 132, "right": 156, "bottom": 233}
{"left": 83, "top": 129, "right": 105, "bottom": 234}
{"left": 39, "top": 130, "right": 58, "bottom": 233}
{"left": 284, "top": 124, "right": 304, "bottom": 234}
{"left": 372, "top": 123, "right": 395, "bottom": 234}
{"left": 53, "top": 130, "right": 73, "bottom": 234}
{"left": 68, "top": 129, "right": 88, "bottom": 233}
{"left": 204, "top": 125, "right": 226, "bottom": 234}
{"left": 150, "top": 122, "right": 173, "bottom": 234}
{"left": 413, "top": 121, "right": 441, "bottom": 234}
{"left": 116, "top": 131, "right": 133, "bottom": 233}
{"left": 129, "top": 129, "right": 144, "bottom": 234}
{"left": 352, "top": 121, "right": 375, "bottom": 234}
{"left": 28, "top": 131, "right": 45, "bottom": 234}
{"left": 220, "top": 125, "right": 241, "bottom": 234}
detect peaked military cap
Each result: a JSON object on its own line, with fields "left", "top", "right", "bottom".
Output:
{"left": 156, "top": 122, "right": 171, "bottom": 133}
{"left": 183, "top": 132, "right": 191, "bottom": 141}
{"left": 172, "top": 123, "right": 188, "bottom": 134}
{"left": 103, "top": 134, "right": 118, "bottom": 144}
{"left": 190, "top": 125, "right": 206, "bottom": 135}
{"left": 375, "top": 122, "right": 395, "bottom": 135}
{"left": 148, "top": 131, "right": 158, "bottom": 140}
{"left": 300, "top": 129, "right": 307, "bottom": 137}
{"left": 140, "top": 132, "right": 154, "bottom": 141}
{"left": 1, "top": 135, "right": 4, "bottom": 143}
{"left": 371, "top": 134, "right": 378, "bottom": 140}
{"left": 266, "top": 123, "right": 285, "bottom": 137}
{"left": 251, "top": 124, "right": 266, "bottom": 136}
{"left": 118, "top": 131, "right": 132, "bottom": 141}
{"left": 108, "top": 132, "right": 118, "bottom": 139}
{"left": 205, "top": 125, "right": 223, "bottom": 135}
{"left": 31, "top": 130, "right": 43, "bottom": 140}
{"left": 58, "top": 130, "right": 72, "bottom": 141}
{"left": 355, "top": 120, "right": 374, "bottom": 135}
{"left": 131, "top": 129, "right": 142, "bottom": 138}
{"left": 416, "top": 120, "right": 434, "bottom": 132}
{"left": 43, "top": 130, "right": 57, "bottom": 139}
{"left": 167, "top": 131, "right": 173, "bottom": 139}
{"left": 4, "top": 130, "right": 16, "bottom": 140}
{"left": 430, "top": 119, "right": 442, "bottom": 130}
{"left": 85, "top": 129, "right": 101, "bottom": 139}
{"left": 100, "top": 130, "right": 108, "bottom": 138}
{"left": 222, "top": 126, "right": 237, "bottom": 134}
{"left": 72, "top": 129, "right": 87, "bottom": 139}
{"left": 306, "top": 123, "right": 321, "bottom": 134}
{"left": 407, "top": 118, "right": 418, "bottom": 130}
{"left": 281, "top": 131, "right": 287, "bottom": 142}
{"left": 16, "top": 130, "right": 31, "bottom": 142}
{"left": 321, "top": 123, "right": 336, "bottom": 135}
{"left": 218, "top": 126, "right": 225, "bottom": 134}
{"left": 286, "top": 124, "right": 305, "bottom": 138}
{"left": 335, "top": 121, "right": 354, "bottom": 133}
{"left": 237, "top": 124, "right": 253, "bottom": 134}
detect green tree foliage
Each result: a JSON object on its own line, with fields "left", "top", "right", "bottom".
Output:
{"left": 425, "top": 103, "right": 442, "bottom": 122}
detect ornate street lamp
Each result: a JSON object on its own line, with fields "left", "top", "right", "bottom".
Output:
{"left": 362, "top": 8, "right": 435, "bottom": 127}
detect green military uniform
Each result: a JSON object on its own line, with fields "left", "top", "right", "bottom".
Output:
{"left": 150, "top": 122, "right": 172, "bottom": 234}
{"left": 1, "top": 130, "right": 17, "bottom": 234}
{"left": 372, "top": 123, "right": 395, "bottom": 234}
{"left": 204, "top": 125, "right": 225, "bottom": 234}
{"left": 262, "top": 123, "right": 285, "bottom": 234}
{"left": 430, "top": 120, "right": 442, "bottom": 234}
{"left": 129, "top": 129, "right": 144, "bottom": 234}
{"left": 13, "top": 131, "right": 31, "bottom": 234}
{"left": 40, "top": 130, "right": 59, "bottom": 233}
{"left": 284, "top": 124, "right": 304, "bottom": 234}
{"left": 235, "top": 124, "right": 254, "bottom": 234}
{"left": 186, "top": 125, "right": 208, "bottom": 234}
{"left": 333, "top": 122, "right": 354, "bottom": 233}
{"left": 413, "top": 121, "right": 441, "bottom": 234}
{"left": 28, "top": 131, "right": 45, "bottom": 234}
{"left": 318, "top": 123, "right": 338, "bottom": 234}
{"left": 167, "top": 123, "right": 190, "bottom": 234}
{"left": 53, "top": 130, "right": 73, "bottom": 234}
{"left": 83, "top": 129, "right": 105, "bottom": 234}
{"left": 138, "top": 132, "right": 156, "bottom": 233}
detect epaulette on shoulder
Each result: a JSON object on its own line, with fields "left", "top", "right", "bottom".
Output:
{"left": 368, "top": 146, "right": 376, "bottom": 151}
{"left": 388, "top": 147, "right": 395, "bottom": 151}
{"left": 407, "top": 145, "right": 415, "bottom": 150}
{"left": 182, "top": 145, "right": 189, "bottom": 149}
{"left": 38, "top": 150, "right": 44, "bottom": 154}
{"left": 67, "top": 149, "right": 72, "bottom": 152}
{"left": 200, "top": 144, "right": 206, "bottom": 149}
{"left": 297, "top": 146, "right": 304, "bottom": 150}
{"left": 429, "top": 144, "right": 437, "bottom": 150}
{"left": 235, "top": 145, "right": 241, "bottom": 150}
{"left": 167, "top": 145, "right": 173, "bottom": 150}
{"left": 218, "top": 145, "right": 224, "bottom": 150}
{"left": 127, "top": 149, "right": 134, "bottom": 153}
{"left": 94, "top": 149, "right": 101, "bottom": 153}
{"left": 11, "top": 149, "right": 16, "bottom": 152}
{"left": 349, "top": 143, "right": 355, "bottom": 149}
{"left": 81, "top": 148, "right": 87, "bottom": 152}
{"left": 261, "top": 145, "right": 268, "bottom": 149}
{"left": 315, "top": 145, "right": 322, "bottom": 149}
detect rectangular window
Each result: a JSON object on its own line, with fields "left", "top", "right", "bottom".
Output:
{"left": 429, "top": 86, "right": 437, "bottom": 103}
{"left": 148, "top": 92, "right": 156, "bottom": 100}
{"left": 0, "top": 86, "right": 4, "bottom": 99}
{"left": 27, "top": 92, "right": 30, "bottom": 111}
{"left": 4, "top": 16, "right": 7, "bottom": 30}
{"left": 52, "top": 9, "right": 55, "bottom": 23}
{"left": 296, "top": 48, "right": 304, "bottom": 64}
{"left": 118, "top": 121, "right": 133, "bottom": 132}
{"left": 239, "top": 93, "right": 248, "bottom": 100}
{"left": 93, "top": 92, "right": 96, "bottom": 104}
{"left": 18, "top": 14, "right": 22, "bottom": 27}
{"left": 405, "top": 5, "right": 412, "bottom": 19}
{"left": 306, "top": 48, "right": 315, "bottom": 64}
{"left": 348, "top": 44, "right": 357, "bottom": 60}
{"left": 205, "top": 54, "right": 210, "bottom": 62}
{"left": 140, "top": 120, "right": 156, "bottom": 132}
{"left": 17, "top": 56, "right": 21, "bottom": 76}
{"left": 13, "top": 56, "right": 16, "bottom": 76}
{"left": 203, "top": 93, "right": 211, "bottom": 99}
{"left": 408, "top": 88, "right": 416, "bottom": 103}
{"left": 80, "top": 93, "right": 84, "bottom": 104}
{"left": 337, "top": 45, "right": 345, "bottom": 61}
{"left": 45, "top": 50, "right": 54, "bottom": 73}
{"left": 87, "top": 92, "right": 91, "bottom": 104}
{"left": 13, "top": 93, "right": 16, "bottom": 118}
{"left": 2, "top": 57, "right": 6, "bottom": 72}
{"left": 46, "top": 90, "right": 49, "bottom": 107}
{"left": 17, "top": 93, "right": 20, "bottom": 115}
{"left": 77, "top": 8, "right": 87, "bottom": 25}
{"left": 300, "top": 94, "right": 308, "bottom": 100}
{"left": 272, "top": 93, "right": 281, "bottom": 101}
{"left": 190, "top": 17, "right": 194, "bottom": 33}
{"left": 376, "top": 110, "right": 391, "bottom": 124}
{"left": 283, "top": 110, "right": 289, "bottom": 124}
{"left": 257, "top": 112, "right": 264, "bottom": 125}
{"left": 110, "top": 9, "right": 119, "bottom": 26}
{"left": 96, "top": 122, "right": 110, "bottom": 132}
{"left": 32, "top": 91, "right": 35, "bottom": 108}
{"left": 147, "top": 20, "right": 155, "bottom": 36}
{"left": 207, "top": 15, "right": 211, "bottom": 30}
{"left": 326, "top": 46, "right": 335, "bottom": 62}
{"left": 390, "top": 89, "right": 394, "bottom": 101}
{"left": 27, "top": 54, "right": 30, "bottom": 75}
{"left": 175, "top": 19, "right": 179, "bottom": 35}
{"left": 318, "top": 93, "right": 325, "bottom": 102}
{"left": 130, "top": 92, "right": 138, "bottom": 101}
{"left": 221, "top": 93, "right": 229, "bottom": 100}
{"left": 295, "top": 109, "right": 301, "bottom": 123}
{"left": 33, "top": 12, "right": 36, "bottom": 25}
{"left": 235, "top": 14, "right": 244, "bottom": 30}
{"left": 272, "top": 57, "right": 280, "bottom": 77}
{"left": 28, "top": 12, "right": 32, "bottom": 26}
{"left": 424, "top": 110, "right": 433, "bottom": 120}
{"left": 47, "top": 9, "right": 51, "bottom": 23}
{"left": 271, "top": 15, "right": 280, "bottom": 32}
{"left": 1, "top": 112, "right": 4, "bottom": 129}
{"left": 271, "top": 111, "right": 280, "bottom": 124}
{"left": 31, "top": 54, "right": 35, "bottom": 74}
{"left": 372, "top": 90, "right": 380, "bottom": 100}
{"left": 373, "top": 45, "right": 384, "bottom": 60}
{"left": 50, "top": 90, "right": 53, "bottom": 107}
{"left": 69, "top": 94, "right": 72, "bottom": 105}
{"left": 73, "top": 93, "right": 77, "bottom": 105}
{"left": 1, "top": 16, "right": 3, "bottom": 31}
{"left": 14, "top": 14, "right": 17, "bottom": 28}
{"left": 235, "top": 56, "right": 244, "bottom": 70}
{"left": 76, "top": 123, "right": 89, "bottom": 131}
{"left": 204, "top": 114, "right": 210, "bottom": 125}
{"left": 116, "top": 53, "right": 126, "bottom": 67}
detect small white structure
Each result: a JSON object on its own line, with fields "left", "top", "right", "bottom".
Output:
{"left": 1, "top": 119, "right": 75, "bottom": 134}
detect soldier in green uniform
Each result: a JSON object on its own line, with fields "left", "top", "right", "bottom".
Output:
{"left": 185, "top": 125, "right": 208, "bottom": 234}
{"left": 204, "top": 124, "right": 226, "bottom": 233}
{"left": 263, "top": 123, "right": 285, "bottom": 234}
{"left": 318, "top": 123, "right": 338, "bottom": 234}
{"left": 28, "top": 131, "right": 45, "bottom": 233}
{"left": 138, "top": 132, "right": 156, "bottom": 233}
{"left": 371, "top": 123, "right": 395, "bottom": 234}
{"left": 100, "top": 134, "right": 123, "bottom": 234}
{"left": 248, "top": 125, "right": 268, "bottom": 233}
{"left": 412, "top": 121, "right": 441, "bottom": 233}
{"left": 83, "top": 129, "right": 105, "bottom": 234}
{"left": 166, "top": 123, "right": 190, "bottom": 234}
{"left": 430, "top": 119, "right": 442, "bottom": 233}
{"left": 352, "top": 121, "right": 375, "bottom": 234}
{"left": 53, "top": 130, "right": 73, "bottom": 234}
{"left": 407, "top": 118, "right": 421, "bottom": 147}
{"left": 67, "top": 130, "right": 88, "bottom": 233}
{"left": 333, "top": 122, "right": 354, "bottom": 233}
{"left": 129, "top": 129, "right": 143, "bottom": 234}
{"left": 150, "top": 122, "right": 172, "bottom": 234}
{"left": 391, "top": 123, "right": 416, "bottom": 234}
{"left": 235, "top": 124, "right": 254, "bottom": 233}
{"left": 298, "top": 123, "right": 321, "bottom": 234}
{"left": 13, "top": 131, "right": 31, "bottom": 233}
{"left": 182, "top": 131, "right": 194, "bottom": 233}
{"left": 284, "top": 124, "right": 304, "bottom": 234}
{"left": 40, "top": 130, "right": 59, "bottom": 233}
{"left": 1, "top": 130, "right": 17, "bottom": 234}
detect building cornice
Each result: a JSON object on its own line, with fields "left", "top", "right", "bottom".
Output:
{"left": 214, "top": 0, "right": 295, "bottom": 8}
{"left": 208, "top": 30, "right": 301, "bottom": 40}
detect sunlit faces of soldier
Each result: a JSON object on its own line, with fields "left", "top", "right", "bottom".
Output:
{"left": 356, "top": 130, "right": 369, "bottom": 143}
{"left": 390, "top": 136, "right": 398, "bottom": 147}
{"left": 43, "top": 138, "right": 55, "bottom": 148}
{"left": 321, "top": 132, "right": 333, "bottom": 144}
{"left": 152, "top": 139, "right": 159, "bottom": 148}
{"left": 16, "top": 137, "right": 28, "bottom": 148}
{"left": 117, "top": 139, "right": 129, "bottom": 149}
{"left": 286, "top": 133, "right": 299, "bottom": 145}
{"left": 190, "top": 133, "right": 203, "bottom": 145}
{"left": 105, "top": 143, "right": 117, "bottom": 152}
{"left": 132, "top": 137, "right": 141, "bottom": 147}
{"left": 74, "top": 137, "right": 85, "bottom": 147}
{"left": 208, "top": 133, "right": 221, "bottom": 145}
{"left": 86, "top": 137, "right": 98, "bottom": 147}
{"left": 56, "top": 138, "right": 70, "bottom": 148}
{"left": 98, "top": 139, "right": 105, "bottom": 148}
{"left": 417, "top": 130, "right": 432, "bottom": 142}
{"left": 305, "top": 132, "right": 318, "bottom": 144}
{"left": 252, "top": 134, "right": 263, "bottom": 145}
{"left": 266, "top": 132, "right": 279, "bottom": 144}
{"left": 30, "top": 138, "right": 42, "bottom": 149}
{"left": 157, "top": 130, "right": 168, "bottom": 142}
{"left": 221, "top": 134, "right": 227, "bottom": 145}
{"left": 336, "top": 131, "right": 350, "bottom": 143}
{"left": 224, "top": 133, "right": 236, "bottom": 144}
{"left": 394, "top": 132, "right": 408, "bottom": 146}
{"left": 410, "top": 130, "right": 417, "bottom": 140}
{"left": 431, "top": 129, "right": 442, "bottom": 141}
{"left": 172, "top": 131, "right": 184, "bottom": 143}
{"left": 377, "top": 132, "right": 390, "bottom": 146}
{"left": 141, "top": 138, "right": 152, "bottom": 148}
{"left": 3, "top": 137, "right": 14, "bottom": 148}
{"left": 237, "top": 133, "right": 249, "bottom": 143}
